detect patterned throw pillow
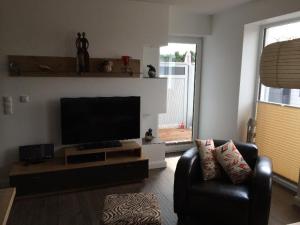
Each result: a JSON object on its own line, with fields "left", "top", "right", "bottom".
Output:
{"left": 215, "top": 140, "right": 252, "bottom": 184}
{"left": 195, "top": 139, "right": 221, "bottom": 180}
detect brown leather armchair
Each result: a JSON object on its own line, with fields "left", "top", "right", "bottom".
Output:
{"left": 174, "top": 140, "right": 272, "bottom": 225}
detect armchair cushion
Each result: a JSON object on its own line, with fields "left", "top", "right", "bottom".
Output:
{"left": 188, "top": 179, "right": 250, "bottom": 225}
{"left": 215, "top": 140, "right": 252, "bottom": 184}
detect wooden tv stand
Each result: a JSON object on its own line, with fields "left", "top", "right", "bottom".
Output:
{"left": 64, "top": 141, "right": 142, "bottom": 164}
{"left": 9, "top": 141, "right": 148, "bottom": 196}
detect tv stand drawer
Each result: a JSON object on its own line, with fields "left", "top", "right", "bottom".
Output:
{"left": 66, "top": 152, "right": 106, "bottom": 164}
{"left": 10, "top": 159, "right": 148, "bottom": 196}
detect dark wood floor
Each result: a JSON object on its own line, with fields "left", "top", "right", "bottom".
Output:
{"left": 7, "top": 154, "right": 300, "bottom": 225}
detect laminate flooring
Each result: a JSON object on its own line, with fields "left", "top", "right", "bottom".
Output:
{"left": 7, "top": 154, "right": 300, "bottom": 225}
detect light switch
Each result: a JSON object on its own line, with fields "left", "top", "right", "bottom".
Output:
{"left": 2, "top": 96, "right": 13, "bottom": 115}
{"left": 20, "top": 95, "right": 30, "bottom": 103}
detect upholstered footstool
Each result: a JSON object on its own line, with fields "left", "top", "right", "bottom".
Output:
{"left": 102, "top": 193, "right": 161, "bottom": 225}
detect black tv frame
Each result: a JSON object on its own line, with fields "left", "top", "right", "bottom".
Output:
{"left": 60, "top": 96, "right": 140, "bottom": 147}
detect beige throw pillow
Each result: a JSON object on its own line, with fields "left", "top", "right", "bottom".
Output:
{"left": 195, "top": 139, "right": 221, "bottom": 181}
{"left": 214, "top": 140, "right": 252, "bottom": 184}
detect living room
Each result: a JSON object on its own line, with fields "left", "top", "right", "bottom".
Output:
{"left": 1, "top": 0, "right": 300, "bottom": 225}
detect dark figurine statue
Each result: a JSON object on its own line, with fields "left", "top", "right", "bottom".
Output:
{"left": 147, "top": 64, "right": 156, "bottom": 78}
{"left": 76, "top": 33, "right": 83, "bottom": 73}
{"left": 148, "top": 128, "right": 153, "bottom": 136}
{"left": 76, "top": 32, "right": 90, "bottom": 73}
{"left": 145, "top": 128, "right": 153, "bottom": 141}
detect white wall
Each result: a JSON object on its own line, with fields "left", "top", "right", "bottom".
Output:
{"left": 0, "top": 0, "right": 169, "bottom": 182}
{"left": 200, "top": 0, "right": 300, "bottom": 141}
{"left": 169, "top": 6, "right": 212, "bottom": 37}
{"left": 237, "top": 23, "right": 261, "bottom": 141}
{"left": 0, "top": 0, "right": 169, "bottom": 59}
{"left": 142, "top": 46, "right": 160, "bottom": 76}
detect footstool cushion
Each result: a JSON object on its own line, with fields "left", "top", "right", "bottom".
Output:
{"left": 102, "top": 193, "right": 161, "bottom": 225}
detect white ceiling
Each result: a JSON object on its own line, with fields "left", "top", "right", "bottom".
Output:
{"left": 129, "top": 0, "right": 255, "bottom": 15}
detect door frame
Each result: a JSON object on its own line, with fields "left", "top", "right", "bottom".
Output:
{"left": 162, "top": 37, "right": 203, "bottom": 152}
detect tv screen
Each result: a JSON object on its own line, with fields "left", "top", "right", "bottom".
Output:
{"left": 61, "top": 96, "right": 140, "bottom": 145}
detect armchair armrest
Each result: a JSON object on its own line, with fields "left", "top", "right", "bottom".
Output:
{"left": 174, "top": 147, "right": 202, "bottom": 215}
{"left": 250, "top": 156, "right": 272, "bottom": 225}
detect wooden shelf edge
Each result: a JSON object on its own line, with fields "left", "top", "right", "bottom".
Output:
{"left": 0, "top": 188, "right": 16, "bottom": 225}
{"left": 142, "top": 77, "right": 167, "bottom": 79}
{"left": 10, "top": 157, "right": 148, "bottom": 176}
{"left": 10, "top": 72, "right": 142, "bottom": 78}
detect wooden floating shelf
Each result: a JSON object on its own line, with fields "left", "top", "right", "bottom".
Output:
{"left": 8, "top": 55, "right": 141, "bottom": 78}
{"left": 9, "top": 71, "right": 142, "bottom": 78}
{"left": 80, "top": 72, "right": 142, "bottom": 77}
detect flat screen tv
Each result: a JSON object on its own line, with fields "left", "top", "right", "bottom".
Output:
{"left": 61, "top": 96, "right": 140, "bottom": 145}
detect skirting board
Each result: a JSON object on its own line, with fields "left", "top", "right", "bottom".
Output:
{"left": 273, "top": 174, "right": 300, "bottom": 207}
{"left": 149, "top": 161, "right": 167, "bottom": 169}
{"left": 165, "top": 143, "right": 194, "bottom": 153}
{"left": 273, "top": 174, "right": 298, "bottom": 192}
{"left": 294, "top": 195, "right": 300, "bottom": 207}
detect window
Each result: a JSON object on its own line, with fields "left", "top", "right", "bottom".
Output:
{"left": 255, "top": 20, "right": 300, "bottom": 183}
{"left": 259, "top": 21, "right": 300, "bottom": 107}
{"left": 159, "top": 66, "right": 185, "bottom": 76}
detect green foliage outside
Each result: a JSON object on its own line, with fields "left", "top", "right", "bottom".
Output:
{"left": 160, "top": 51, "right": 196, "bottom": 63}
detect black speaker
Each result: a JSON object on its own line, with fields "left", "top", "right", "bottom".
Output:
{"left": 19, "top": 144, "right": 54, "bottom": 163}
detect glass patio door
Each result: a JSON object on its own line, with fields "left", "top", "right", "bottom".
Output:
{"left": 158, "top": 43, "right": 197, "bottom": 143}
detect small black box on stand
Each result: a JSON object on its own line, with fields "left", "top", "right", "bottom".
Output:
{"left": 19, "top": 144, "right": 54, "bottom": 164}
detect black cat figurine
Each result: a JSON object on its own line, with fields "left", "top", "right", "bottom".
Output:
{"left": 147, "top": 64, "right": 156, "bottom": 78}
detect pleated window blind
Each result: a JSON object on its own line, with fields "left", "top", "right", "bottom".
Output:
{"left": 256, "top": 102, "right": 300, "bottom": 182}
